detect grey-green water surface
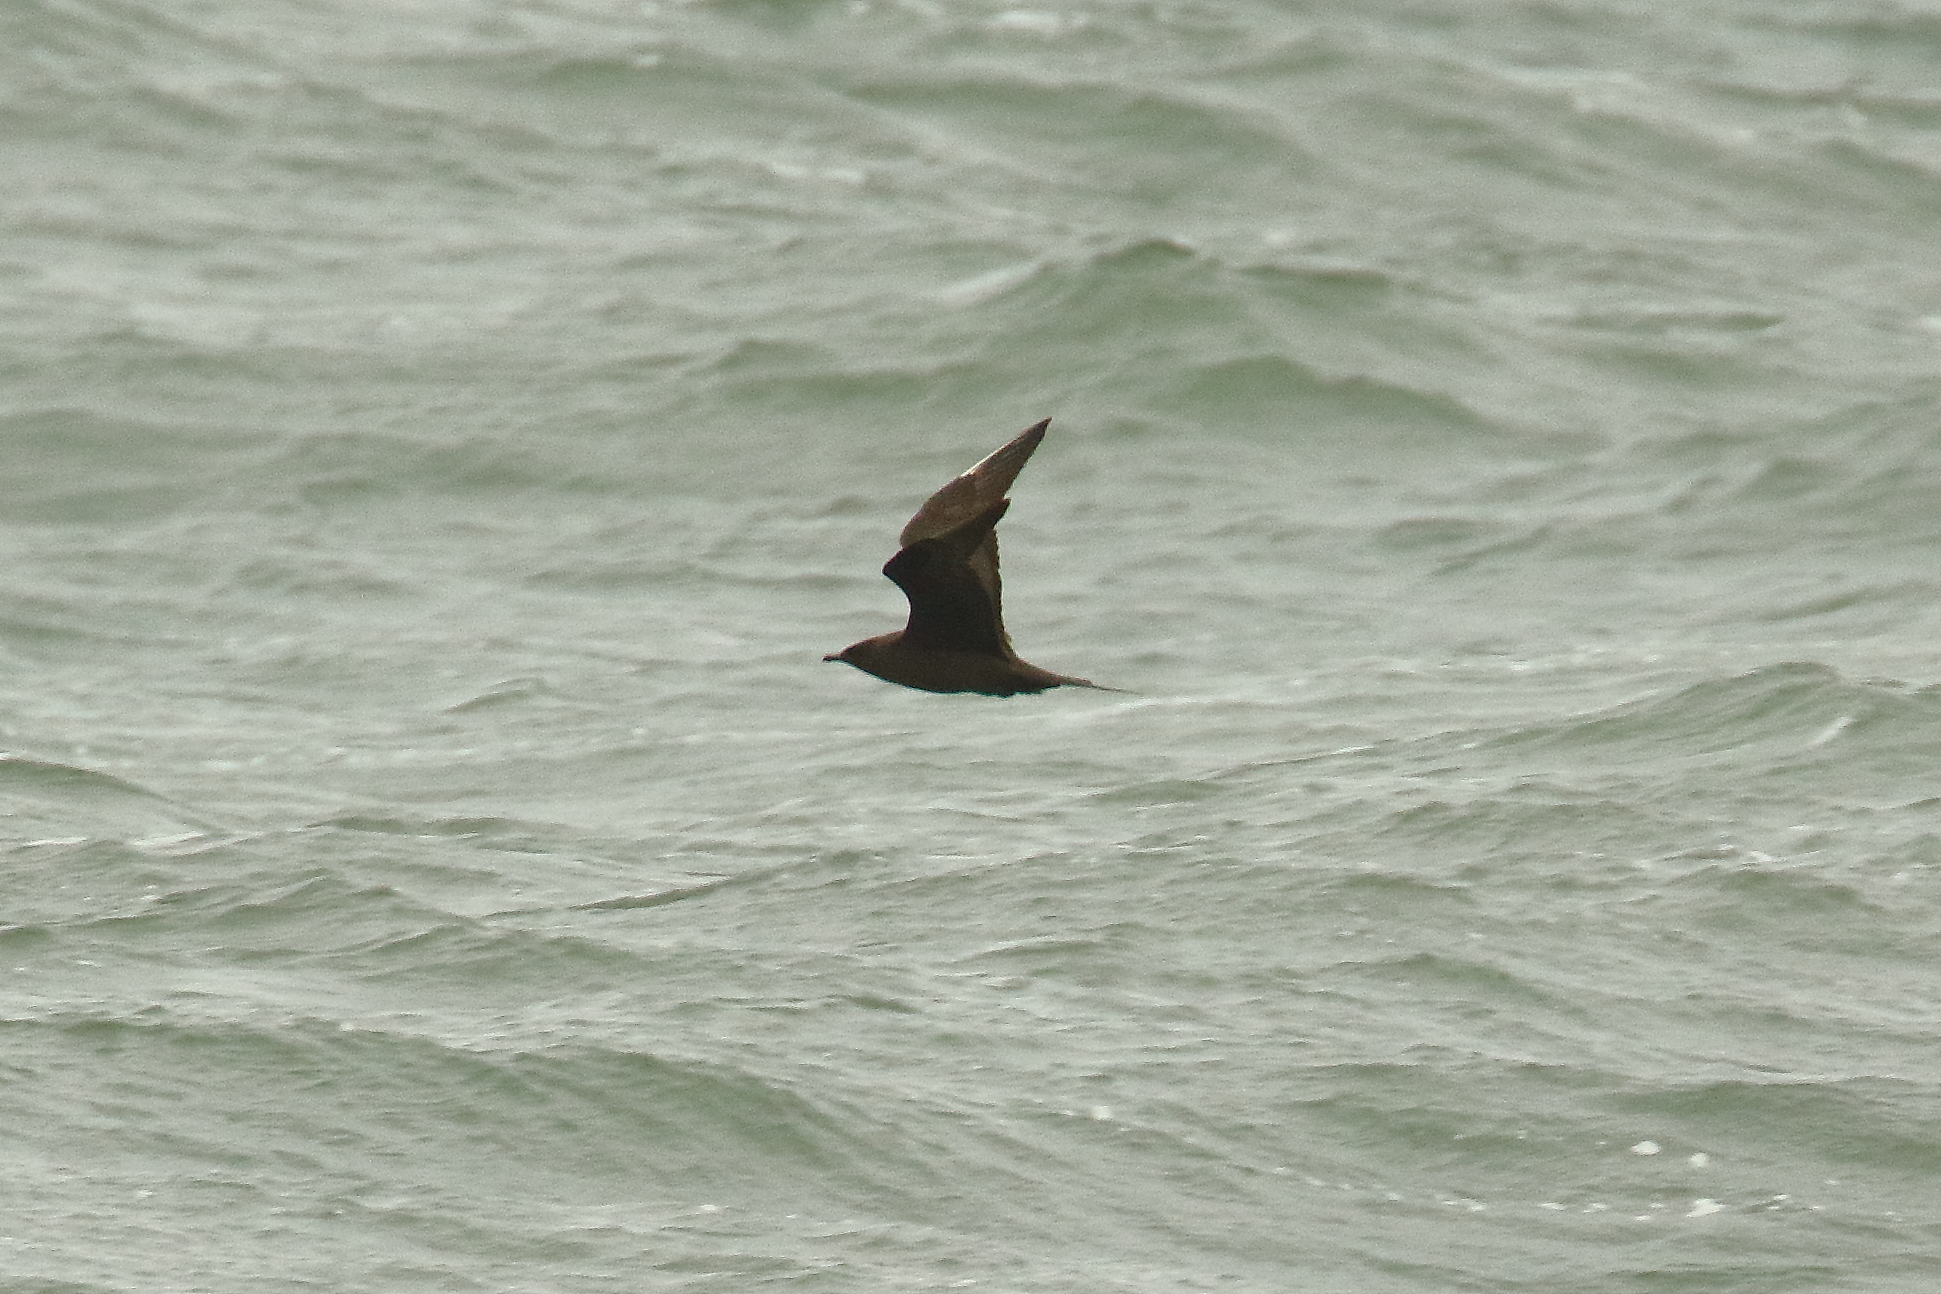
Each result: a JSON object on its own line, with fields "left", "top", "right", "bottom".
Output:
{"left": 3, "top": 1, "right": 1939, "bottom": 1290}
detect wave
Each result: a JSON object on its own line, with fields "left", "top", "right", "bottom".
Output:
{"left": 1483, "top": 663, "right": 1886, "bottom": 759}
{"left": 0, "top": 755, "right": 220, "bottom": 847}
{"left": 1618, "top": 1075, "right": 1941, "bottom": 1173}
{"left": 0, "top": 407, "right": 263, "bottom": 526}
{"left": 1222, "top": 662, "right": 1937, "bottom": 784}
{"left": 846, "top": 71, "right": 1322, "bottom": 204}
{"left": 1476, "top": 665, "right": 1941, "bottom": 813}
{"left": 0, "top": 1011, "right": 890, "bottom": 1193}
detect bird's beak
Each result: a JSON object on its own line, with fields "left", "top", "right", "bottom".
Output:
{"left": 822, "top": 653, "right": 840, "bottom": 662}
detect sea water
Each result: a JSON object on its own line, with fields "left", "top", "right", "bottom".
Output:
{"left": 3, "top": 1, "right": 1938, "bottom": 1290}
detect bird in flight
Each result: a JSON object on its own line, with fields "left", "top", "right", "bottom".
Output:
{"left": 824, "top": 418, "right": 1114, "bottom": 696}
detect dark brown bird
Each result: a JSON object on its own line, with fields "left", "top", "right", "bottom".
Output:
{"left": 824, "top": 418, "right": 1113, "bottom": 696}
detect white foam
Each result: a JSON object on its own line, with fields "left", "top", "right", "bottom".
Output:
{"left": 1808, "top": 714, "right": 1854, "bottom": 747}
{"left": 987, "top": 9, "right": 1086, "bottom": 36}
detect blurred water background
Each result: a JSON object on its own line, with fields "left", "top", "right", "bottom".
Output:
{"left": 4, "top": 0, "right": 1940, "bottom": 1290}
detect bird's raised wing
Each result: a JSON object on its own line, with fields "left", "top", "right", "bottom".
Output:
{"left": 883, "top": 499, "right": 1010, "bottom": 655}
{"left": 897, "top": 418, "right": 1048, "bottom": 620}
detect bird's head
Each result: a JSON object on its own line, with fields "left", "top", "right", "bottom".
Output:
{"left": 824, "top": 636, "right": 894, "bottom": 673}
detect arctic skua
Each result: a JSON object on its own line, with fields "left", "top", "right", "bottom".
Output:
{"left": 824, "top": 418, "right": 1114, "bottom": 696}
